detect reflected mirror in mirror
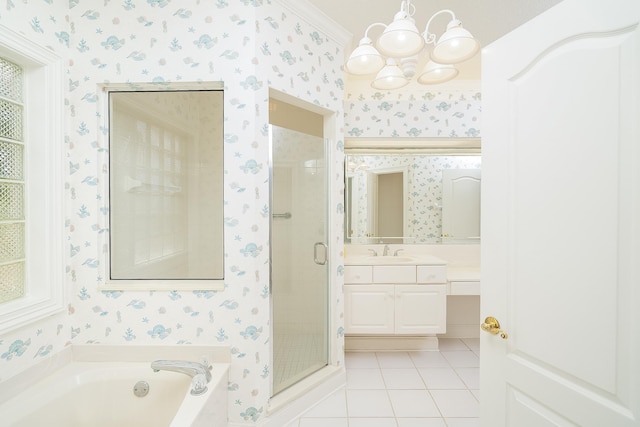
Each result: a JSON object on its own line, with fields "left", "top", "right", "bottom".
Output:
{"left": 108, "top": 86, "right": 224, "bottom": 285}
{"left": 345, "top": 152, "right": 481, "bottom": 244}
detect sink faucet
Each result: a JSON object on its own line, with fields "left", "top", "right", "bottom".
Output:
{"left": 383, "top": 244, "right": 390, "bottom": 256}
{"left": 368, "top": 248, "right": 378, "bottom": 256}
{"left": 151, "top": 359, "right": 212, "bottom": 395}
{"left": 394, "top": 248, "right": 404, "bottom": 256}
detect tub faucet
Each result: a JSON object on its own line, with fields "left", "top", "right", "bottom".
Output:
{"left": 151, "top": 359, "right": 212, "bottom": 395}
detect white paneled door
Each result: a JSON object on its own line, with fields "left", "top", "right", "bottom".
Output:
{"left": 481, "top": 0, "right": 640, "bottom": 426}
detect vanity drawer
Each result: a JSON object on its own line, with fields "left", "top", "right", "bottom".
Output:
{"left": 416, "top": 266, "right": 447, "bottom": 283}
{"left": 450, "top": 281, "right": 480, "bottom": 295}
{"left": 373, "top": 266, "right": 416, "bottom": 283}
{"left": 344, "top": 266, "right": 373, "bottom": 284}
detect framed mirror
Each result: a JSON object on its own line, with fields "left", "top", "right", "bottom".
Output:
{"left": 345, "top": 150, "right": 481, "bottom": 244}
{"left": 104, "top": 83, "right": 224, "bottom": 289}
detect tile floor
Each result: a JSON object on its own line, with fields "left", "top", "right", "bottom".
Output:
{"left": 286, "top": 338, "right": 480, "bottom": 427}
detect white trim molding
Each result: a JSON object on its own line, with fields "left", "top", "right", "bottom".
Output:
{"left": 0, "top": 25, "right": 66, "bottom": 334}
{"left": 274, "top": 0, "right": 353, "bottom": 47}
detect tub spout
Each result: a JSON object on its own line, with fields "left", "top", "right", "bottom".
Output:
{"left": 151, "top": 359, "right": 212, "bottom": 395}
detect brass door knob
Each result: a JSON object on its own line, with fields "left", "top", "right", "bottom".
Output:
{"left": 481, "top": 316, "right": 508, "bottom": 339}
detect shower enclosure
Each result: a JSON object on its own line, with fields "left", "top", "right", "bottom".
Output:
{"left": 270, "top": 124, "right": 328, "bottom": 396}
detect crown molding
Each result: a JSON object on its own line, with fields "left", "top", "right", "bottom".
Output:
{"left": 345, "top": 138, "right": 481, "bottom": 153}
{"left": 273, "top": 0, "right": 353, "bottom": 47}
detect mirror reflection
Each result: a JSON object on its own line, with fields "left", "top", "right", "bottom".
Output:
{"left": 108, "top": 88, "right": 224, "bottom": 284}
{"left": 345, "top": 152, "right": 481, "bottom": 244}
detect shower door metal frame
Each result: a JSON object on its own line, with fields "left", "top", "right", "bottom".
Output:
{"left": 268, "top": 124, "right": 330, "bottom": 397}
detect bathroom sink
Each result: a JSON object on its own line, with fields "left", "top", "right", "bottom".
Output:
{"left": 345, "top": 254, "right": 448, "bottom": 266}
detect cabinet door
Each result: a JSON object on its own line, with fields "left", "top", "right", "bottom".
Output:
{"left": 395, "top": 285, "right": 446, "bottom": 334}
{"left": 344, "top": 285, "right": 394, "bottom": 335}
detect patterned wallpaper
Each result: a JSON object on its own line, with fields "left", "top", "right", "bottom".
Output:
{"left": 0, "top": 0, "right": 346, "bottom": 425}
{"left": 344, "top": 88, "right": 482, "bottom": 138}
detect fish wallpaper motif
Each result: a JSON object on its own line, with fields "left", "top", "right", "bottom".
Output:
{"left": 345, "top": 88, "right": 481, "bottom": 138}
{"left": 0, "top": 0, "right": 479, "bottom": 424}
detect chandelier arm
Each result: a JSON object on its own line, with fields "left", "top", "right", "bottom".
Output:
{"left": 402, "top": 0, "right": 416, "bottom": 18}
{"left": 363, "top": 22, "right": 387, "bottom": 39}
{"left": 422, "top": 9, "right": 456, "bottom": 45}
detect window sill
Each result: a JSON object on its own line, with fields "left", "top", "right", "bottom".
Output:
{"left": 98, "top": 279, "right": 225, "bottom": 292}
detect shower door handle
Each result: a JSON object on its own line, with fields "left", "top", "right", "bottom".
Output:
{"left": 314, "top": 242, "right": 328, "bottom": 265}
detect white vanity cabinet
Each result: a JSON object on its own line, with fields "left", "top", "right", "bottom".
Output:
{"left": 344, "top": 264, "right": 447, "bottom": 335}
{"left": 395, "top": 284, "right": 446, "bottom": 334}
{"left": 344, "top": 284, "right": 395, "bottom": 334}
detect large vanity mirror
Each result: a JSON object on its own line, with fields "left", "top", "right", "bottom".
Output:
{"left": 345, "top": 148, "right": 481, "bottom": 244}
{"left": 104, "top": 83, "right": 224, "bottom": 289}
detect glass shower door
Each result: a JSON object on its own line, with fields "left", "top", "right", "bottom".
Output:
{"left": 270, "top": 125, "right": 328, "bottom": 396}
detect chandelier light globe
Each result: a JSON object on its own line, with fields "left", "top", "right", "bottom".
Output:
{"left": 430, "top": 20, "right": 480, "bottom": 64}
{"left": 345, "top": 37, "right": 385, "bottom": 75}
{"left": 417, "top": 61, "right": 459, "bottom": 85}
{"left": 376, "top": 12, "right": 425, "bottom": 58}
{"left": 371, "top": 59, "right": 409, "bottom": 90}
{"left": 399, "top": 55, "right": 419, "bottom": 78}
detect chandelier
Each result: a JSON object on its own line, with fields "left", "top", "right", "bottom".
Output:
{"left": 344, "top": 0, "right": 480, "bottom": 89}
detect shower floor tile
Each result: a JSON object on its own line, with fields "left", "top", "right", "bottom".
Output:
{"left": 273, "top": 332, "right": 326, "bottom": 394}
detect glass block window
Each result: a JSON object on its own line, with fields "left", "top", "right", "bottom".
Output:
{"left": 0, "top": 182, "right": 24, "bottom": 219}
{"left": 0, "top": 140, "right": 23, "bottom": 180}
{"left": 0, "top": 262, "right": 25, "bottom": 303}
{"left": 0, "top": 222, "right": 24, "bottom": 261}
{"left": 0, "top": 56, "right": 25, "bottom": 305}
{"left": 0, "top": 98, "right": 23, "bottom": 142}
{"left": 0, "top": 27, "right": 64, "bottom": 333}
{"left": 0, "top": 58, "right": 23, "bottom": 100}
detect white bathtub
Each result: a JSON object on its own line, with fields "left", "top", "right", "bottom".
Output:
{"left": 0, "top": 345, "right": 229, "bottom": 427}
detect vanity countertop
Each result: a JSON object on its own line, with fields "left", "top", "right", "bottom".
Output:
{"left": 344, "top": 254, "right": 447, "bottom": 266}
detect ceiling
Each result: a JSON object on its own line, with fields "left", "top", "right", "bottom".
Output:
{"left": 306, "top": 0, "right": 563, "bottom": 81}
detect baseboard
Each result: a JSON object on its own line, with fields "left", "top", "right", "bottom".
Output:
{"left": 238, "top": 365, "right": 345, "bottom": 427}
{"left": 345, "top": 336, "right": 439, "bottom": 351}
